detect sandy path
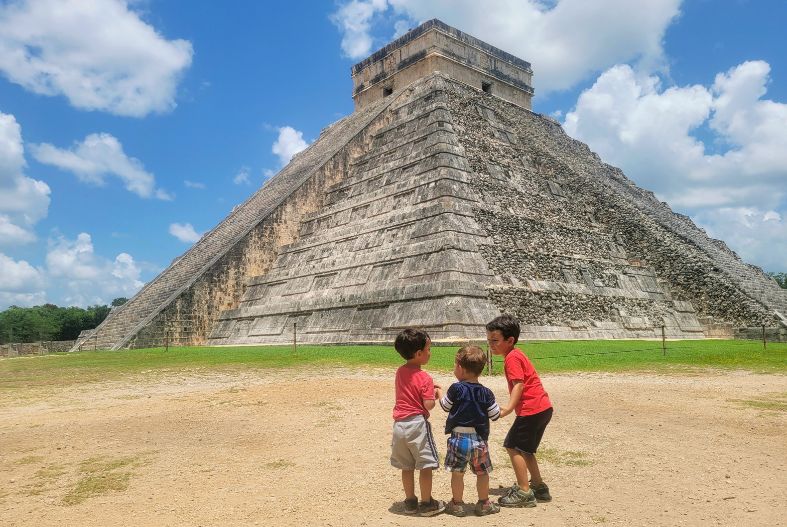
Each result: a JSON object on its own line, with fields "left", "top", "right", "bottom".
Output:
{"left": 1, "top": 367, "right": 785, "bottom": 526}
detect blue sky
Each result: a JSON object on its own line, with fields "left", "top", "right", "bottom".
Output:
{"left": 0, "top": 0, "right": 785, "bottom": 309}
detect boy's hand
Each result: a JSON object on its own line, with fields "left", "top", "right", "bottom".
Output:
{"left": 499, "top": 407, "right": 513, "bottom": 418}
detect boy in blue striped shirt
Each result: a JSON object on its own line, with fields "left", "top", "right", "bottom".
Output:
{"left": 436, "top": 345, "right": 501, "bottom": 517}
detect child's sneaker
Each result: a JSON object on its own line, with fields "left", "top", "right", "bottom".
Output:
{"left": 475, "top": 499, "right": 500, "bottom": 516}
{"left": 530, "top": 480, "right": 552, "bottom": 502}
{"left": 444, "top": 499, "right": 467, "bottom": 517}
{"left": 403, "top": 497, "right": 418, "bottom": 514}
{"left": 418, "top": 498, "right": 446, "bottom": 516}
{"left": 498, "top": 484, "right": 537, "bottom": 508}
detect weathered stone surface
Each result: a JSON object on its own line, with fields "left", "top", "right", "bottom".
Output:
{"left": 78, "top": 20, "right": 786, "bottom": 350}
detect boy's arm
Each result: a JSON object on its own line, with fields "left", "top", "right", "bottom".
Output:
{"left": 500, "top": 380, "right": 524, "bottom": 417}
{"left": 438, "top": 383, "right": 455, "bottom": 412}
{"left": 422, "top": 376, "right": 437, "bottom": 411}
{"left": 487, "top": 390, "right": 501, "bottom": 421}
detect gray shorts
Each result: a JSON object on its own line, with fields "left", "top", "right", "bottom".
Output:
{"left": 390, "top": 415, "right": 440, "bottom": 470}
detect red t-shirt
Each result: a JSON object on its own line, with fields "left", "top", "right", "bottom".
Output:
{"left": 392, "top": 364, "right": 435, "bottom": 421}
{"left": 504, "top": 348, "right": 552, "bottom": 416}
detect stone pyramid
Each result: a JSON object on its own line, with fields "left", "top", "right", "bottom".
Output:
{"left": 76, "top": 20, "right": 786, "bottom": 350}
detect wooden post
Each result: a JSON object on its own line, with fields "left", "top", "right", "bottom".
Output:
{"left": 763, "top": 325, "right": 767, "bottom": 351}
{"left": 661, "top": 325, "right": 666, "bottom": 356}
{"left": 293, "top": 322, "right": 297, "bottom": 354}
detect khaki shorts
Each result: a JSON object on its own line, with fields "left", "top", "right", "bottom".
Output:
{"left": 390, "top": 415, "right": 440, "bottom": 470}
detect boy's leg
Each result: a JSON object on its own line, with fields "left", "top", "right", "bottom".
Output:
{"left": 476, "top": 472, "right": 490, "bottom": 501}
{"left": 524, "top": 453, "right": 542, "bottom": 486}
{"left": 506, "top": 447, "right": 530, "bottom": 490}
{"left": 451, "top": 471, "right": 464, "bottom": 503}
{"left": 402, "top": 469, "right": 416, "bottom": 499}
{"left": 419, "top": 468, "right": 433, "bottom": 501}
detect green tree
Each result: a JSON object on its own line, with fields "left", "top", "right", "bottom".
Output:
{"left": 111, "top": 297, "right": 129, "bottom": 307}
{"left": 768, "top": 272, "right": 787, "bottom": 289}
{"left": 0, "top": 302, "right": 114, "bottom": 343}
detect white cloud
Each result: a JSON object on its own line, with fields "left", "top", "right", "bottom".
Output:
{"left": 0, "top": 0, "right": 193, "bottom": 117}
{"left": 46, "top": 232, "right": 101, "bottom": 280}
{"left": 0, "top": 111, "right": 50, "bottom": 247}
{"left": 332, "top": 0, "right": 389, "bottom": 58}
{"left": 0, "top": 290, "right": 46, "bottom": 308}
{"left": 0, "top": 215, "right": 36, "bottom": 245}
{"left": 0, "top": 252, "right": 45, "bottom": 309}
{"left": 563, "top": 61, "right": 787, "bottom": 271}
{"left": 184, "top": 180, "right": 206, "bottom": 189}
{"left": 168, "top": 222, "right": 202, "bottom": 243}
{"left": 332, "top": 0, "right": 681, "bottom": 94}
{"left": 233, "top": 166, "right": 251, "bottom": 185}
{"left": 694, "top": 208, "right": 787, "bottom": 273}
{"left": 272, "top": 126, "right": 309, "bottom": 166}
{"left": 0, "top": 252, "right": 43, "bottom": 291}
{"left": 31, "top": 133, "right": 172, "bottom": 200}
{"left": 45, "top": 232, "right": 144, "bottom": 306}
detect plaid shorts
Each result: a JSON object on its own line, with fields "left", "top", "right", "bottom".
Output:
{"left": 443, "top": 430, "right": 492, "bottom": 475}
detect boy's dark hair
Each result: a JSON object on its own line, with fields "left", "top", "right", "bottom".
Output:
{"left": 394, "top": 328, "right": 431, "bottom": 360}
{"left": 485, "top": 314, "right": 521, "bottom": 344}
{"left": 456, "top": 345, "right": 487, "bottom": 376}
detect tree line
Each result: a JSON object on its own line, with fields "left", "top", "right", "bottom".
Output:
{"left": 769, "top": 272, "right": 787, "bottom": 289}
{"left": 0, "top": 298, "right": 127, "bottom": 344}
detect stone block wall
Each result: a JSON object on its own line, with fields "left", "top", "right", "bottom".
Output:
{"left": 444, "top": 80, "right": 783, "bottom": 338}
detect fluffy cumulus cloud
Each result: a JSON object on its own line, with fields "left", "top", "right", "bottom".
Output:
{"left": 331, "top": 0, "right": 681, "bottom": 93}
{"left": 564, "top": 61, "right": 787, "bottom": 271}
{"left": 272, "top": 126, "right": 309, "bottom": 166}
{"left": 45, "top": 232, "right": 144, "bottom": 306}
{"left": 0, "top": 111, "right": 50, "bottom": 247}
{"left": 332, "top": 0, "right": 389, "bottom": 58}
{"left": 0, "top": 0, "right": 193, "bottom": 117}
{"left": 168, "top": 222, "right": 202, "bottom": 243}
{"left": 31, "top": 133, "right": 172, "bottom": 200}
{"left": 0, "top": 252, "right": 45, "bottom": 308}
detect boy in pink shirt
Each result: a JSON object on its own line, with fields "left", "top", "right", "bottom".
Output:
{"left": 390, "top": 328, "right": 446, "bottom": 517}
{"left": 487, "top": 314, "right": 554, "bottom": 508}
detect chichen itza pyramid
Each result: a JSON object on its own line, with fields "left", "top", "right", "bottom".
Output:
{"left": 75, "top": 19, "right": 787, "bottom": 350}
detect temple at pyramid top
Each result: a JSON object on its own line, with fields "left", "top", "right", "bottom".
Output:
{"left": 351, "top": 19, "right": 534, "bottom": 110}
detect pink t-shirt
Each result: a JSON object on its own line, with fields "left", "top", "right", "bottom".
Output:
{"left": 392, "top": 364, "right": 435, "bottom": 421}
{"left": 504, "top": 348, "right": 552, "bottom": 417}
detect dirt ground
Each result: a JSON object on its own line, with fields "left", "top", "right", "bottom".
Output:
{"left": 1, "top": 366, "right": 785, "bottom": 527}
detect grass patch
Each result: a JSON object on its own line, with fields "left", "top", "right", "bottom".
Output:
{"left": 61, "top": 455, "right": 149, "bottom": 506}
{"left": 15, "top": 455, "right": 43, "bottom": 465}
{"left": 730, "top": 393, "right": 787, "bottom": 412}
{"left": 539, "top": 446, "right": 593, "bottom": 467}
{"left": 20, "top": 464, "right": 67, "bottom": 497}
{"left": 62, "top": 472, "right": 131, "bottom": 505}
{"left": 264, "top": 459, "right": 295, "bottom": 469}
{"left": 1, "top": 340, "right": 784, "bottom": 392}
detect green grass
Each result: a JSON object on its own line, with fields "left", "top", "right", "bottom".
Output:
{"left": 61, "top": 455, "right": 150, "bottom": 506}
{"left": 0, "top": 339, "right": 784, "bottom": 391}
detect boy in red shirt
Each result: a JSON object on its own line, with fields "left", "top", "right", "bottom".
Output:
{"left": 486, "top": 314, "right": 553, "bottom": 508}
{"left": 390, "top": 328, "right": 446, "bottom": 516}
